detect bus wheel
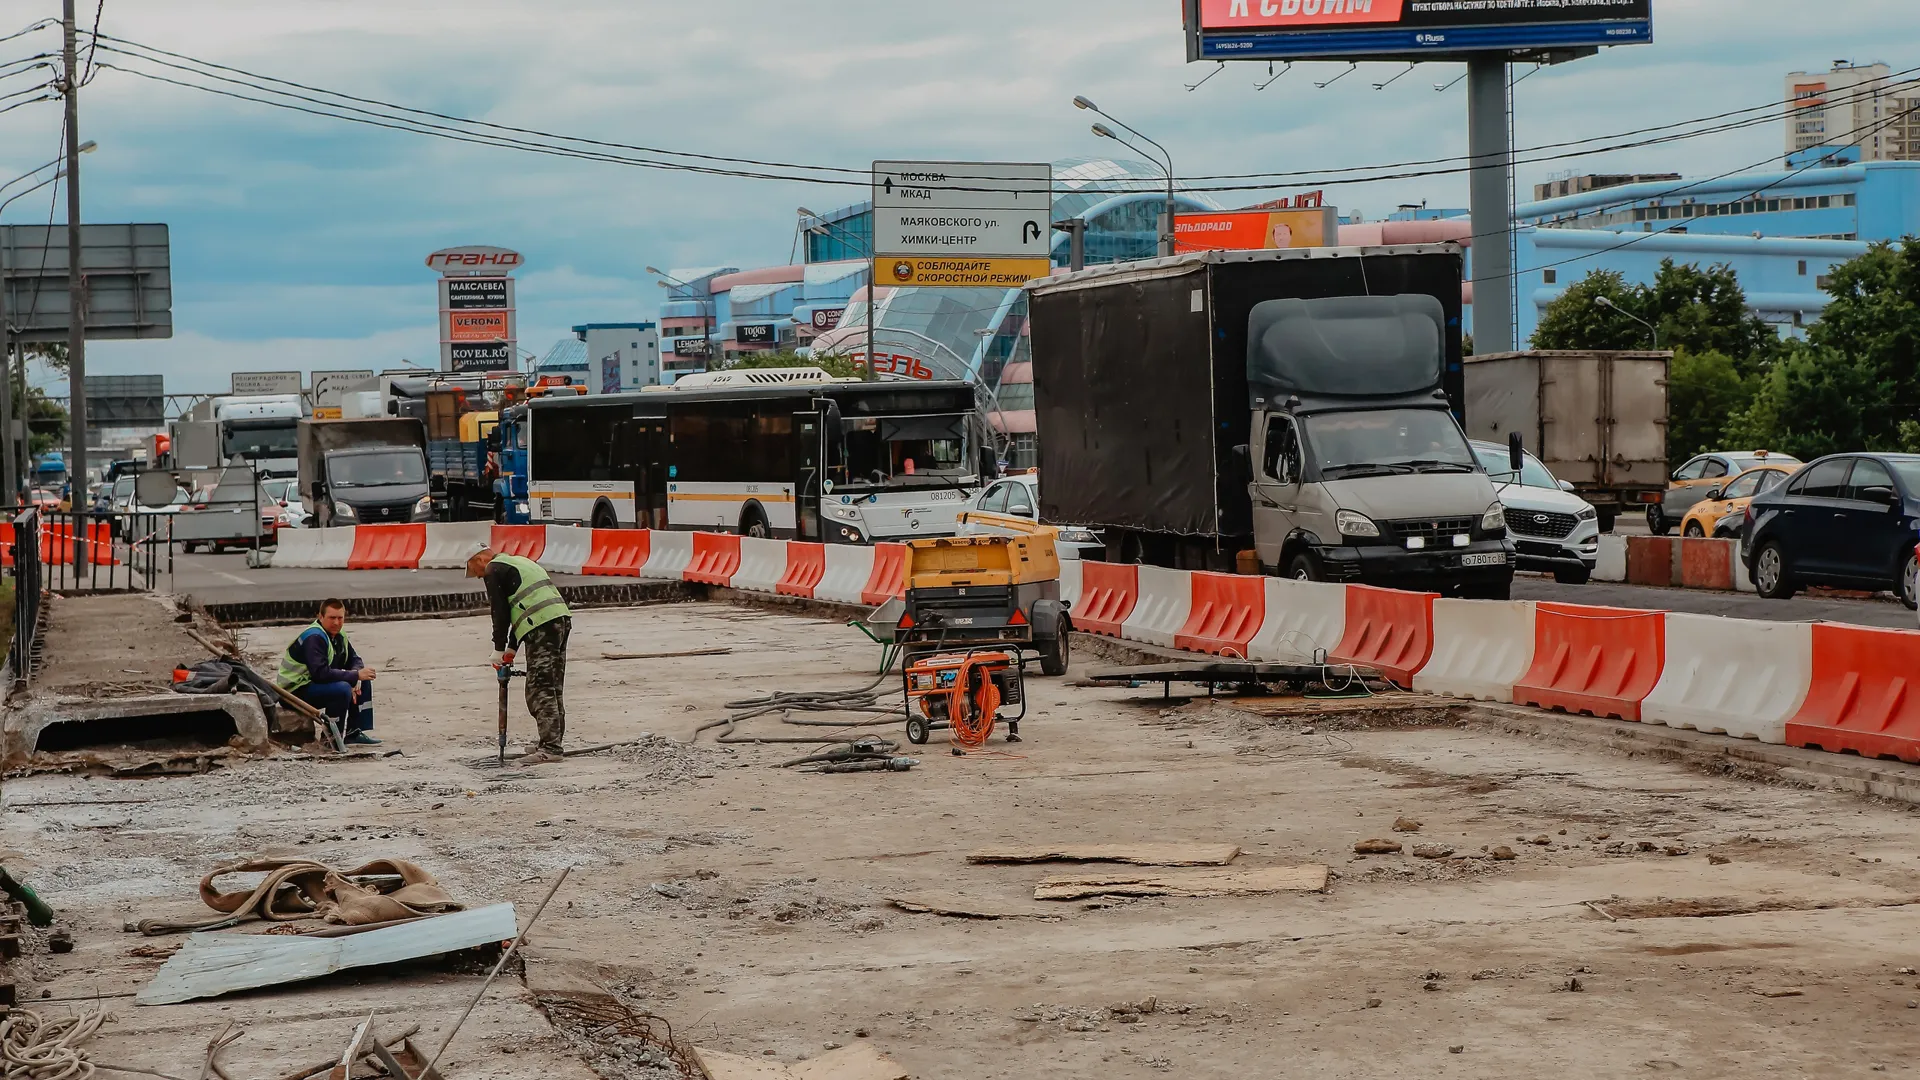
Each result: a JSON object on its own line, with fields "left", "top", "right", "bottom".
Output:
{"left": 740, "top": 504, "right": 771, "bottom": 538}
{"left": 591, "top": 502, "right": 618, "bottom": 530}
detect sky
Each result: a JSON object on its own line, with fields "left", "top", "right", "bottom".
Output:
{"left": 0, "top": 0, "right": 1915, "bottom": 394}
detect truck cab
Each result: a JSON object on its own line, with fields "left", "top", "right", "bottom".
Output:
{"left": 1243, "top": 296, "right": 1514, "bottom": 598}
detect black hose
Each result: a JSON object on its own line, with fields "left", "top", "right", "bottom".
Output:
{"left": 695, "top": 662, "right": 909, "bottom": 747}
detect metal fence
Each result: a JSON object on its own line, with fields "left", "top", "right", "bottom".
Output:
{"left": 0, "top": 504, "right": 172, "bottom": 593}
{"left": 7, "top": 507, "right": 41, "bottom": 692}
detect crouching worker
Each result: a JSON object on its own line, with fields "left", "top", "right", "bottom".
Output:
{"left": 275, "top": 598, "right": 379, "bottom": 745}
{"left": 464, "top": 541, "right": 572, "bottom": 764}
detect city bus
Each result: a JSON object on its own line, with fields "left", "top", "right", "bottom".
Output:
{"left": 512, "top": 368, "right": 991, "bottom": 542}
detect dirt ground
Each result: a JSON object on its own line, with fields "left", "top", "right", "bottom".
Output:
{"left": 30, "top": 592, "right": 208, "bottom": 697}
{"left": 6, "top": 598, "right": 1920, "bottom": 1077}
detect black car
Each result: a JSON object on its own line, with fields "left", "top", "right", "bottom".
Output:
{"left": 1743, "top": 453, "right": 1920, "bottom": 608}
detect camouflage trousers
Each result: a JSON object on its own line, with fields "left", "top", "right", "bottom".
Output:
{"left": 521, "top": 616, "right": 571, "bottom": 753}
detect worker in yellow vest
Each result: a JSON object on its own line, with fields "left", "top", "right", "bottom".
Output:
{"left": 275, "top": 598, "right": 379, "bottom": 745}
{"left": 464, "top": 542, "right": 573, "bottom": 763}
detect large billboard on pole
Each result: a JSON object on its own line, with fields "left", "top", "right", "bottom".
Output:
{"left": 1186, "top": 0, "right": 1652, "bottom": 61}
{"left": 428, "top": 246, "right": 521, "bottom": 374}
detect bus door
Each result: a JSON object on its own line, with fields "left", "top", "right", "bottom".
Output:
{"left": 793, "top": 407, "right": 830, "bottom": 540}
{"left": 628, "top": 413, "right": 668, "bottom": 529}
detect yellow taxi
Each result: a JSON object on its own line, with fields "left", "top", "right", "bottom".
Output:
{"left": 1648, "top": 450, "right": 1800, "bottom": 535}
{"left": 1679, "top": 463, "right": 1799, "bottom": 538}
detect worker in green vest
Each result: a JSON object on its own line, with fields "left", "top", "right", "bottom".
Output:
{"left": 275, "top": 598, "right": 379, "bottom": 745}
{"left": 465, "top": 542, "right": 573, "bottom": 764}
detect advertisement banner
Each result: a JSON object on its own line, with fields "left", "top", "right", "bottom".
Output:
{"left": 1189, "top": 0, "right": 1652, "bottom": 60}
{"left": 449, "top": 342, "right": 512, "bottom": 372}
{"left": 1172, "top": 207, "right": 1337, "bottom": 252}
{"left": 672, "top": 338, "right": 710, "bottom": 358}
{"left": 445, "top": 278, "right": 511, "bottom": 311}
{"left": 736, "top": 324, "right": 777, "bottom": 346}
{"left": 448, "top": 311, "right": 510, "bottom": 342}
{"left": 810, "top": 308, "right": 846, "bottom": 332}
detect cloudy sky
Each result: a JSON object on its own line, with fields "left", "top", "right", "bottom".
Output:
{"left": 0, "top": 0, "right": 1914, "bottom": 393}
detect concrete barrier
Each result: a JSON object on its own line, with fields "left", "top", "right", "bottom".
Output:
{"left": 1626, "top": 536, "right": 1676, "bottom": 587}
{"left": 732, "top": 537, "right": 788, "bottom": 594}
{"left": 274, "top": 527, "right": 355, "bottom": 569}
{"left": 1642, "top": 613, "right": 1809, "bottom": 742}
{"left": 1246, "top": 578, "right": 1348, "bottom": 664}
{"left": 1595, "top": 535, "right": 1627, "bottom": 583}
{"left": 541, "top": 525, "right": 593, "bottom": 575}
{"left": 641, "top": 530, "right": 695, "bottom": 581}
{"left": 1414, "top": 599, "right": 1537, "bottom": 703}
{"left": 1121, "top": 566, "right": 1194, "bottom": 649}
{"left": 816, "top": 545, "right": 876, "bottom": 605}
{"left": 420, "top": 522, "right": 491, "bottom": 569}
{"left": 1678, "top": 538, "right": 1736, "bottom": 590}
{"left": 1732, "top": 541, "right": 1756, "bottom": 594}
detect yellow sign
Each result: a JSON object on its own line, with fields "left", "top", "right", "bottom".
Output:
{"left": 313, "top": 406, "right": 343, "bottom": 419}
{"left": 873, "top": 256, "right": 1052, "bottom": 289}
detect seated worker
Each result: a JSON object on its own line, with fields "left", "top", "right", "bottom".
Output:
{"left": 275, "top": 598, "right": 379, "bottom": 745}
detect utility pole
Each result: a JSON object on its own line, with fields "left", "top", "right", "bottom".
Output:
{"left": 1466, "top": 58, "right": 1516, "bottom": 354}
{"left": 61, "top": 0, "right": 88, "bottom": 569}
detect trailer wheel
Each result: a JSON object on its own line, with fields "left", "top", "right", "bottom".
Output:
{"left": 905, "top": 716, "right": 931, "bottom": 745}
{"left": 1037, "top": 630, "right": 1070, "bottom": 677}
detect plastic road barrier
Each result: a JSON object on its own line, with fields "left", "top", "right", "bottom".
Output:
{"left": 1594, "top": 535, "right": 1628, "bottom": 583}
{"left": 1072, "top": 562, "right": 1139, "bottom": 638}
{"left": 490, "top": 524, "right": 546, "bottom": 562}
{"left": 732, "top": 536, "right": 788, "bottom": 594}
{"left": 1246, "top": 577, "right": 1348, "bottom": 664}
{"left": 640, "top": 530, "right": 695, "bottom": 581}
{"left": 346, "top": 524, "right": 426, "bottom": 570}
{"left": 1642, "top": 613, "right": 1809, "bottom": 743}
{"left": 1120, "top": 566, "right": 1194, "bottom": 649}
{"left": 1329, "top": 585, "right": 1437, "bottom": 685}
{"left": 1058, "top": 558, "right": 1083, "bottom": 611}
{"left": 815, "top": 544, "right": 876, "bottom": 605}
{"left": 420, "top": 522, "right": 491, "bottom": 569}
{"left": 274, "top": 526, "right": 356, "bottom": 569}
{"left": 42, "top": 521, "right": 118, "bottom": 566}
{"left": 1512, "top": 602, "right": 1666, "bottom": 722}
{"left": 1173, "top": 572, "right": 1266, "bottom": 657}
{"left": 1785, "top": 623, "right": 1920, "bottom": 763}
{"left": 685, "top": 532, "right": 743, "bottom": 586}
{"left": 541, "top": 525, "right": 592, "bottom": 575}
{"left": 776, "top": 541, "right": 826, "bottom": 598}
{"left": 0, "top": 522, "right": 10, "bottom": 567}
{"left": 1413, "top": 599, "right": 1537, "bottom": 703}
{"left": 862, "top": 543, "right": 909, "bottom": 606}
{"left": 581, "top": 528, "right": 651, "bottom": 577}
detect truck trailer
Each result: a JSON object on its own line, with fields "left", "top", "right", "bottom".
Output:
{"left": 1027, "top": 245, "right": 1516, "bottom": 597}
{"left": 295, "top": 418, "right": 433, "bottom": 528}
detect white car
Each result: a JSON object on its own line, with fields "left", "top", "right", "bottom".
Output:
{"left": 960, "top": 472, "right": 1104, "bottom": 559}
{"left": 1470, "top": 441, "right": 1600, "bottom": 585}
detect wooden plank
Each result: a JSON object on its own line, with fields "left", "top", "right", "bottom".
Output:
{"left": 789, "top": 1044, "right": 908, "bottom": 1080}
{"left": 968, "top": 843, "right": 1242, "bottom": 867}
{"left": 1033, "top": 864, "right": 1330, "bottom": 901}
{"left": 137, "top": 903, "right": 517, "bottom": 1006}
{"left": 887, "top": 892, "right": 1063, "bottom": 920}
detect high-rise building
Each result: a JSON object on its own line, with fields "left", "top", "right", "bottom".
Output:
{"left": 1786, "top": 61, "right": 1920, "bottom": 164}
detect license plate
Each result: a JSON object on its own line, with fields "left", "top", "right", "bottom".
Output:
{"left": 1461, "top": 552, "right": 1507, "bottom": 567}
{"left": 947, "top": 617, "right": 975, "bottom": 626}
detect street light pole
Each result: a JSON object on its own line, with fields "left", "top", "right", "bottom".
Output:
{"left": 1076, "top": 96, "right": 1177, "bottom": 257}
{"left": 1596, "top": 296, "right": 1659, "bottom": 350}
{"left": 797, "top": 208, "right": 879, "bottom": 381}
{"left": 646, "top": 267, "right": 715, "bottom": 373}
{"left": 61, "top": 0, "right": 88, "bottom": 568}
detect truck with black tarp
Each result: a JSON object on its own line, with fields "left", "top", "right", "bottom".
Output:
{"left": 295, "top": 417, "right": 433, "bottom": 529}
{"left": 1027, "top": 245, "right": 1516, "bottom": 597}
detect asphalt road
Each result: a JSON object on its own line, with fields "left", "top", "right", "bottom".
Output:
{"left": 159, "top": 548, "right": 1920, "bottom": 630}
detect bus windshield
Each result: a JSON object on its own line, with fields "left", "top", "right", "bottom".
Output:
{"left": 840, "top": 413, "right": 969, "bottom": 487}
{"left": 223, "top": 420, "right": 299, "bottom": 461}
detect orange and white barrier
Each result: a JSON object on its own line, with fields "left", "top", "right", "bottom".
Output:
{"left": 541, "top": 524, "right": 592, "bottom": 575}
{"left": 1246, "top": 578, "right": 1347, "bottom": 664}
{"left": 815, "top": 544, "right": 876, "bottom": 605}
{"left": 732, "top": 536, "right": 788, "bottom": 595}
{"left": 420, "top": 521, "right": 492, "bottom": 569}
{"left": 640, "top": 530, "right": 694, "bottom": 581}
{"left": 274, "top": 526, "right": 357, "bottom": 569}
{"left": 1414, "top": 599, "right": 1536, "bottom": 704}
{"left": 1120, "top": 565, "right": 1194, "bottom": 649}
{"left": 1642, "top": 613, "right": 1808, "bottom": 743}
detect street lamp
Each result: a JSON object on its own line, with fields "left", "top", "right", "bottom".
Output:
{"left": 1075, "top": 96, "right": 1177, "bottom": 257}
{"left": 646, "top": 266, "right": 714, "bottom": 370}
{"left": 1595, "top": 295, "right": 1659, "bottom": 349}
{"left": 0, "top": 141, "right": 94, "bottom": 499}
{"left": 799, "top": 207, "right": 881, "bottom": 382}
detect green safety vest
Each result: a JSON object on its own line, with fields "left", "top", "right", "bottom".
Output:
{"left": 276, "top": 622, "right": 352, "bottom": 691}
{"left": 494, "top": 553, "right": 570, "bottom": 644}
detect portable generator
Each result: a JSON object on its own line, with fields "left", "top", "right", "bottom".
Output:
{"left": 902, "top": 648, "right": 1027, "bottom": 753}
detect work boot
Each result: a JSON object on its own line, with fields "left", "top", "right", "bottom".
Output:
{"left": 519, "top": 749, "right": 564, "bottom": 765}
{"left": 345, "top": 730, "right": 382, "bottom": 746}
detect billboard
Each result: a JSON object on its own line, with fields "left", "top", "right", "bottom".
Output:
{"left": 0, "top": 223, "right": 173, "bottom": 343}
{"left": 1186, "top": 0, "right": 1652, "bottom": 61}
{"left": 1172, "top": 206, "right": 1338, "bottom": 253}
{"left": 430, "top": 246, "right": 520, "bottom": 373}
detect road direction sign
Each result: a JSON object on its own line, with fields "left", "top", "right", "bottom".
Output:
{"left": 231, "top": 371, "right": 301, "bottom": 396}
{"left": 871, "top": 161, "right": 1053, "bottom": 288}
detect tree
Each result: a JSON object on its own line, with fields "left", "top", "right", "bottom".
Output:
{"left": 721, "top": 348, "right": 861, "bottom": 380}
{"left": 1530, "top": 269, "right": 1646, "bottom": 352}
{"left": 1532, "top": 261, "right": 1781, "bottom": 373}
{"left": 23, "top": 342, "right": 67, "bottom": 376}
{"left": 1665, "top": 348, "right": 1753, "bottom": 467}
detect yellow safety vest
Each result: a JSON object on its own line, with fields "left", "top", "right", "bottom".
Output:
{"left": 494, "top": 553, "right": 570, "bottom": 643}
{"left": 276, "top": 622, "right": 351, "bottom": 691}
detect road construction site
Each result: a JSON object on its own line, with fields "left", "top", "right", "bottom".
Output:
{"left": 8, "top": 590, "right": 1920, "bottom": 1078}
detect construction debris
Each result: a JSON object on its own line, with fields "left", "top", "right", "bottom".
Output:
{"left": 136, "top": 857, "right": 463, "bottom": 935}
{"left": 887, "top": 892, "right": 1066, "bottom": 920}
{"left": 691, "top": 1043, "right": 907, "bottom": 1080}
{"left": 601, "top": 646, "right": 733, "bottom": 661}
{"left": 136, "top": 902, "right": 517, "bottom": 1005}
{"left": 967, "top": 842, "right": 1242, "bottom": 866}
{"left": 1033, "top": 864, "right": 1330, "bottom": 900}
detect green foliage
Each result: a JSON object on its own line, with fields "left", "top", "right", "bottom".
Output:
{"left": 6, "top": 368, "right": 66, "bottom": 456}
{"left": 1530, "top": 269, "right": 1647, "bottom": 352}
{"left": 24, "top": 343, "right": 66, "bottom": 376}
{"left": 1666, "top": 348, "right": 1753, "bottom": 467}
{"left": 721, "top": 349, "right": 861, "bottom": 380}
{"left": 1728, "top": 240, "right": 1920, "bottom": 457}
{"left": 1531, "top": 261, "right": 1781, "bottom": 375}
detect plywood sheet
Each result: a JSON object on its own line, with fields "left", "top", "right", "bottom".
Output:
{"left": 967, "top": 843, "right": 1242, "bottom": 866}
{"left": 1033, "top": 864, "right": 1329, "bottom": 901}
{"left": 694, "top": 1044, "right": 907, "bottom": 1080}
{"left": 888, "top": 892, "right": 1064, "bottom": 920}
